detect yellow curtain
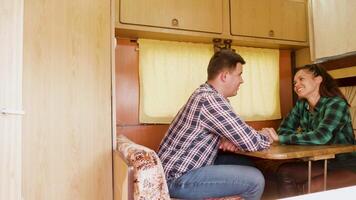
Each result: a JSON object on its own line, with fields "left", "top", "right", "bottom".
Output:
{"left": 229, "top": 46, "right": 281, "bottom": 121}
{"left": 138, "top": 39, "right": 280, "bottom": 123}
{"left": 138, "top": 39, "right": 213, "bottom": 123}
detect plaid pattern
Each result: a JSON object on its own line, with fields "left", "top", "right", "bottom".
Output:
{"left": 158, "top": 83, "right": 270, "bottom": 180}
{"left": 278, "top": 96, "right": 355, "bottom": 145}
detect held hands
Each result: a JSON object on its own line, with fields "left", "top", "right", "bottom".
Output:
{"left": 259, "top": 128, "right": 279, "bottom": 143}
{"left": 219, "top": 137, "right": 240, "bottom": 152}
{"left": 218, "top": 128, "right": 279, "bottom": 152}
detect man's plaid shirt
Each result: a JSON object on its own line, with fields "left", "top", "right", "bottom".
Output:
{"left": 278, "top": 96, "right": 355, "bottom": 145}
{"left": 157, "top": 83, "right": 271, "bottom": 181}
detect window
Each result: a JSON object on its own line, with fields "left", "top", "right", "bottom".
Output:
{"left": 138, "top": 39, "right": 280, "bottom": 123}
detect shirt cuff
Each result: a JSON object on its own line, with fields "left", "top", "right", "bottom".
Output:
{"left": 278, "top": 135, "right": 291, "bottom": 144}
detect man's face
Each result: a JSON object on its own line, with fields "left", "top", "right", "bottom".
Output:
{"left": 225, "top": 63, "right": 244, "bottom": 97}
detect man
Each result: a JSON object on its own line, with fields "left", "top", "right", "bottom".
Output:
{"left": 158, "top": 50, "right": 274, "bottom": 200}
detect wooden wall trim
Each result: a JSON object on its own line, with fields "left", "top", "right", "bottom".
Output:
{"left": 336, "top": 76, "right": 356, "bottom": 87}
{"left": 116, "top": 39, "right": 139, "bottom": 125}
{"left": 319, "top": 53, "right": 356, "bottom": 71}
{"left": 279, "top": 50, "right": 294, "bottom": 117}
{"left": 118, "top": 125, "right": 169, "bottom": 151}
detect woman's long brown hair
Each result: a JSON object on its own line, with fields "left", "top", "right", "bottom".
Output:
{"left": 298, "top": 64, "right": 349, "bottom": 105}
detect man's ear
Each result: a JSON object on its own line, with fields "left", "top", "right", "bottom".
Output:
{"left": 219, "top": 70, "right": 228, "bottom": 82}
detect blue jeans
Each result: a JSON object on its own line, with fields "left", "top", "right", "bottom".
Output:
{"left": 167, "top": 153, "right": 265, "bottom": 200}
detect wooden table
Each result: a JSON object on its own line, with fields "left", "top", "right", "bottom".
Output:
{"left": 236, "top": 144, "right": 356, "bottom": 193}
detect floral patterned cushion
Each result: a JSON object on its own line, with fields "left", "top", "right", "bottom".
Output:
{"left": 117, "top": 135, "right": 170, "bottom": 200}
{"left": 117, "top": 135, "right": 243, "bottom": 200}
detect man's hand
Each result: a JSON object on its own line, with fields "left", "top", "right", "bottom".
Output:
{"left": 260, "top": 128, "right": 279, "bottom": 143}
{"left": 219, "top": 138, "right": 240, "bottom": 152}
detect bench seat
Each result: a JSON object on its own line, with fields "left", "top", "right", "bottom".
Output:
{"left": 114, "top": 134, "right": 242, "bottom": 200}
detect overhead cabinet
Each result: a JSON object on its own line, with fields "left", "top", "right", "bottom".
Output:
{"left": 309, "top": 0, "right": 356, "bottom": 60}
{"left": 230, "top": 0, "right": 307, "bottom": 42}
{"left": 119, "top": 0, "right": 223, "bottom": 34}
{"left": 116, "top": 0, "right": 308, "bottom": 48}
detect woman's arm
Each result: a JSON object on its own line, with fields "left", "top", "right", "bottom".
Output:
{"left": 279, "top": 99, "right": 350, "bottom": 145}
{"left": 277, "top": 101, "right": 302, "bottom": 137}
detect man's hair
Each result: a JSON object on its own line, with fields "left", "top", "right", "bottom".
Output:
{"left": 207, "top": 50, "right": 246, "bottom": 80}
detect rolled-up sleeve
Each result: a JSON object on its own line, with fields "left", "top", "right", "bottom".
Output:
{"left": 200, "top": 93, "right": 270, "bottom": 151}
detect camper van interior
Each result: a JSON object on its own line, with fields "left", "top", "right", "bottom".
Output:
{"left": 1, "top": 0, "right": 356, "bottom": 200}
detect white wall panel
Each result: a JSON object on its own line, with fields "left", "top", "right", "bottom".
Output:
{"left": 0, "top": 0, "right": 23, "bottom": 199}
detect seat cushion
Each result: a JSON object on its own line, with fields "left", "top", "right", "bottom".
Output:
{"left": 117, "top": 135, "right": 170, "bottom": 200}
{"left": 117, "top": 135, "right": 243, "bottom": 200}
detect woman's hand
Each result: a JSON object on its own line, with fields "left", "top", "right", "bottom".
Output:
{"left": 261, "top": 128, "right": 279, "bottom": 142}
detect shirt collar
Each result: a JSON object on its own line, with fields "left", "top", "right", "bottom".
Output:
{"left": 304, "top": 97, "right": 327, "bottom": 112}
{"left": 204, "top": 82, "right": 218, "bottom": 93}
{"left": 203, "top": 82, "right": 229, "bottom": 101}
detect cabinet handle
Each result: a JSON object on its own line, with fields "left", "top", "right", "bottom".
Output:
{"left": 171, "top": 18, "right": 179, "bottom": 27}
{"left": 268, "top": 30, "right": 274, "bottom": 37}
{"left": 1, "top": 108, "right": 25, "bottom": 115}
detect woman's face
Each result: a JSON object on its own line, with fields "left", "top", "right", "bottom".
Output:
{"left": 293, "top": 69, "right": 322, "bottom": 99}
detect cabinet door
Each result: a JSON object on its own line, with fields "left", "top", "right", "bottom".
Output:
{"left": 230, "top": 0, "right": 272, "bottom": 39}
{"left": 230, "top": 0, "right": 307, "bottom": 42}
{"left": 310, "top": 0, "right": 356, "bottom": 60}
{"left": 1, "top": 0, "right": 23, "bottom": 199}
{"left": 271, "top": 0, "right": 307, "bottom": 42}
{"left": 119, "top": 0, "right": 223, "bottom": 33}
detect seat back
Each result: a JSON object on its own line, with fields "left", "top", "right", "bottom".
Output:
{"left": 340, "top": 86, "right": 356, "bottom": 138}
{"left": 350, "top": 106, "right": 356, "bottom": 138}
{"left": 115, "top": 134, "right": 170, "bottom": 200}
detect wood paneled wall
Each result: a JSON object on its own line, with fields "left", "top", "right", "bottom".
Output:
{"left": 280, "top": 50, "right": 294, "bottom": 117}
{"left": 22, "top": 0, "right": 113, "bottom": 200}
{"left": 116, "top": 38, "right": 293, "bottom": 151}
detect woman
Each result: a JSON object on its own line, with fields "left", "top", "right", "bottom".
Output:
{"left": 269, "top": 64, "right": 356, "bottom": 197}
